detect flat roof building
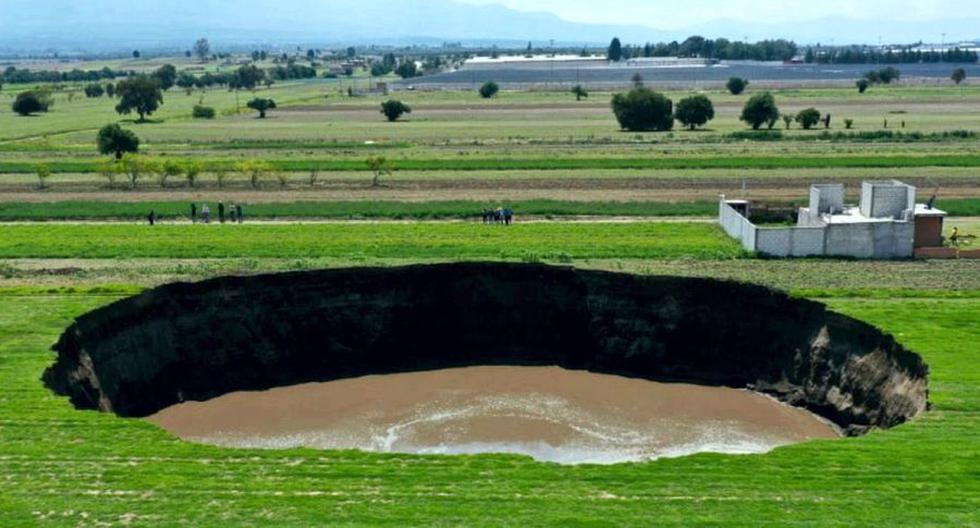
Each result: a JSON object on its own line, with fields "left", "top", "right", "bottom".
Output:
{"left": 719, "top": 180, "right": 947, "bottom": 259}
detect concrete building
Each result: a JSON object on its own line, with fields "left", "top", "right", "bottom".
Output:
{"left": 719, "top": 180, "right": 947, "bottom": 259}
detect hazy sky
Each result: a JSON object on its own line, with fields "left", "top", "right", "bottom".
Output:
{"left": 457, "top": 0, "right": 978, "bottom": 29}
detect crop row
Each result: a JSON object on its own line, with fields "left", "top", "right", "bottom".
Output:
{"left": 5, "top": 154, "right": 980, "bottom": 173}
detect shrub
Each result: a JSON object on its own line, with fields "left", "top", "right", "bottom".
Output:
{"left": 844, "top": 118, "right": 854, "bottom": 129}
{"left": 856, "top": 79, "right": 870, "bottom": 93}
{"left": 12, "top": 90, "right": 52, "bottom": 115}
{"left": 192, "top": 105, "right": 216, "bottom": 119}
{"left": 726, "top": 77, "right": 749, "bottom": 95}
{"left": 674, "top": 95, "right": 714, "bottom": 130}
{"left": 611, "top": 88, "right": 674, "bottom": 132}
{"left": 84, "top": 84, "right": 105, "bottom": 98}
{"left": 740, "top": 92, "right": 779, "bottom": 130}
{"left": 380, "top": 100, "right": 411, "bottom": 122}
{"left": 952, "top": 68, "right": 967, "bottom": 85}
{"left": 795, "top": 108, "right": 822, "bottom": 130}
{"left": 479, "top": 82, "right": 499, "bottom": 99}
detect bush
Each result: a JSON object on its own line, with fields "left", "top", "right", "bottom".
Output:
{"left": 479, "top": 82, "right": 499, "bottom": 99}
{"left": 795, "top": 108, "right": 822, "bottom": 130}
{"left": 192, "top": 105, "right": 216, "bottom": 119}
{"left": 740, "top": 92, "right": 779, "bottom": 130}
{"left": 84, "top": 83, "right": 105, "bottom": 98}
{"left": 856, "top": 79, "right": 870, "bottom": 93}
{"left": 611, "top": 88, "right": 674, "bottom": 132}
{"left": 726, "top": 77, "right": 749, "bottom": 95}
{"left": 844, "top": 118, "right": 854, "bottom": 129}
{"left": 674, "top": 95, "right": 714, "bottom": 130}
{"left": 380, "top": 100, "right": 411, "bottom": 122}
{"left": 12, "top": 90, "right": 52, "bottom": 115}
{"left": 952, "top": 68, "right": 967, "bottom": 85}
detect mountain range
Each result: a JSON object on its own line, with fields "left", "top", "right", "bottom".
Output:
{"left": 0, "top": 0, "right": 976, "bottom": 53}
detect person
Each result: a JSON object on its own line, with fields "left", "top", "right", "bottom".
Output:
{"left": 228, "top": 203, "right": 237, "bottom": 224}
{"left": 201, "top": 203, "right": 210, "bottom": 224}
{"left": 236, "top": 203, "right": 244, "bottom": 224}
{"left": 950, "top": 227, "right": 960, "bottom": 246}
{"left": 147, "top": 210, "right": 156, "bottom": 226}
{"left": 218, "top": 201, "right": 226, "bottom": 224}
{"left": 190, "top": 203, "right": 197, "bottom": 223}
{"left": 503, "top": 208, "right": 513, "bottom": 225}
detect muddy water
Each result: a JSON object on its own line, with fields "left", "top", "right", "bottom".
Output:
{"left": 148, "top": 366, "right": 838, "bottom": 464}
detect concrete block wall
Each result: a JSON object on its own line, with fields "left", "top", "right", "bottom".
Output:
{"left": 861, "top": 181, "right": 916, "bottom": 219}
{"left": 719, "top": 201, "right": 756, "bottom": 251}
{"left": 756, "top": 227, "right": 826, "bottom": 257}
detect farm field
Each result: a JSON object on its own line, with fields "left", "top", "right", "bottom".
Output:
{"left": 1, "top": 52, "right": 979, "bottom": 526}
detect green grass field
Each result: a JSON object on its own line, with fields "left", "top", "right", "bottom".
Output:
{"left": 1, "top": 288, "right": 977, "bottom": 526}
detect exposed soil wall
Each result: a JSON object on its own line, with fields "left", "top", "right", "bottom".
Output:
{"left": 43, "top": 263, "right": 928, "bottom": 435}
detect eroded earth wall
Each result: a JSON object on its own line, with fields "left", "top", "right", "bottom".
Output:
{"left": 43, "top": 263, "right": 929, "bottom": 435}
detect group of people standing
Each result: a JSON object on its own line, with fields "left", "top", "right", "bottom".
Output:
{"left": 147, "top": 202, "right": 247, "bottom": 225}
{"left": 191, "top": 202, "right": 245, "bottom": 224}
{"left": 482, "top": 208, "right": 514, "bottom": 225}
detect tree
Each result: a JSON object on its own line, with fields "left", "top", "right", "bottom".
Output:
{"left": 246, "top": 98, "right": 276, "bottom": 118}
{"left": 114, "top": 76, "right": 164, "bottom": 122}
{"left": 782, "top": 114, "right": 793, "bottom": 129}
{"left": 740, "top": 92, "right": 779, "bottom": 130}
{"left": 571, "top": 85, "right": 588, "bottom": 101}
{"left": 380, "top": 100, "right": 411, "bottom": 122}
{"left": 35, "top": 164, "right": 50, "bottom": 190}
{"left": 159, "top": 159, "right": 183, "bottom": 188}
{"left": 233, "top": 64, "right": 265, "bottom": 91}
{"left": 395, "top": 61, "right": 418, "bottom": 79}
{"left": 674, "top": 94, "right": 715, "bottom": 130}
{"left": 121, "top": 154, "right": 148, "bottom": 189}
{"left": 194, "top": 38, "right": 211, "bottom": 62}
{"left": 12, "top": 90, "right": 52, "bottom": 115}
{"left": 97, "top": 123, "right": 140, "bottom": 160}
{"left": 366, "top": 156, "right": 391, "bottom": 187}
{"left": 795, "top": 107, "right": 822, "bottom": 129}
{"left": 84, "top": 83, "right": 105, "bottom": 98}
{"left": 152, "top": 64, "right": 177, "bottom": 91}
{"left": 184, "top": 160, "right": 202, "bottom": 188}
{"left": 726, "top": 77, "right": 749, "bottom": 95}
{"left": 132, "top": 50, "right": 141, "bottom": 59}
{"left": 856, "top": 79, "right": 870, "bottom": 93}
{"left": 952, "top": 68, "right": 967, "bottom": 85}
{"left": 236, "top": 160, "right": 271, "bottom": 189}
{"left": 611, "top": 88, "right": 674, "bottom": 132}
{"left": 105, "top": 83, "right": 115, "bottom": 98}
{"left": 608, "top": 38, "right": 623, "bottom": 61}
{"left": 479, "top": 81, "right": 499, "bottom": 99}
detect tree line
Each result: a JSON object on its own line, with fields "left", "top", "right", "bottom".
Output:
{"left": 608, "top": 36, "right": 799, "bottom": 62}
{"left": 805, "top": 46, "right": 978, "bottom": 64}
{"left": 1, "top": 66, "right": 130, "bottom": 85}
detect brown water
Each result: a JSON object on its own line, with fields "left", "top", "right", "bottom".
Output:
{"left": 148, "top": 366, "right": 838, "bottom": 464}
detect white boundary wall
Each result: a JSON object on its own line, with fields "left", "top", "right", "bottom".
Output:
{"left": 719, "top": 201, "right": 756, "bottom": 251}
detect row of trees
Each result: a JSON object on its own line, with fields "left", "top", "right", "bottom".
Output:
{"left": 609, "top": 88, "right": 809, "bottom": 132}
{"left": 1, "top": 66, "right": 128, "bottom": 85}
{"left": 805, "top": 46, "right": 978, "bottom": 64}
{"left": 608, "top": 37, "right": 798, "bottom": 62}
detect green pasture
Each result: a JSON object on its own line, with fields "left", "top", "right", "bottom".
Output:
{"left": 0, "top": 286, "right": 977, "bottom": 526}
{"left": 0, "top": 222, "right": 744, "bottom": 260}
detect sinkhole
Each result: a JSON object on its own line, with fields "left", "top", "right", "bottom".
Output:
{"left": 44, "top": 263, "right": 929, "bottom": 464}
